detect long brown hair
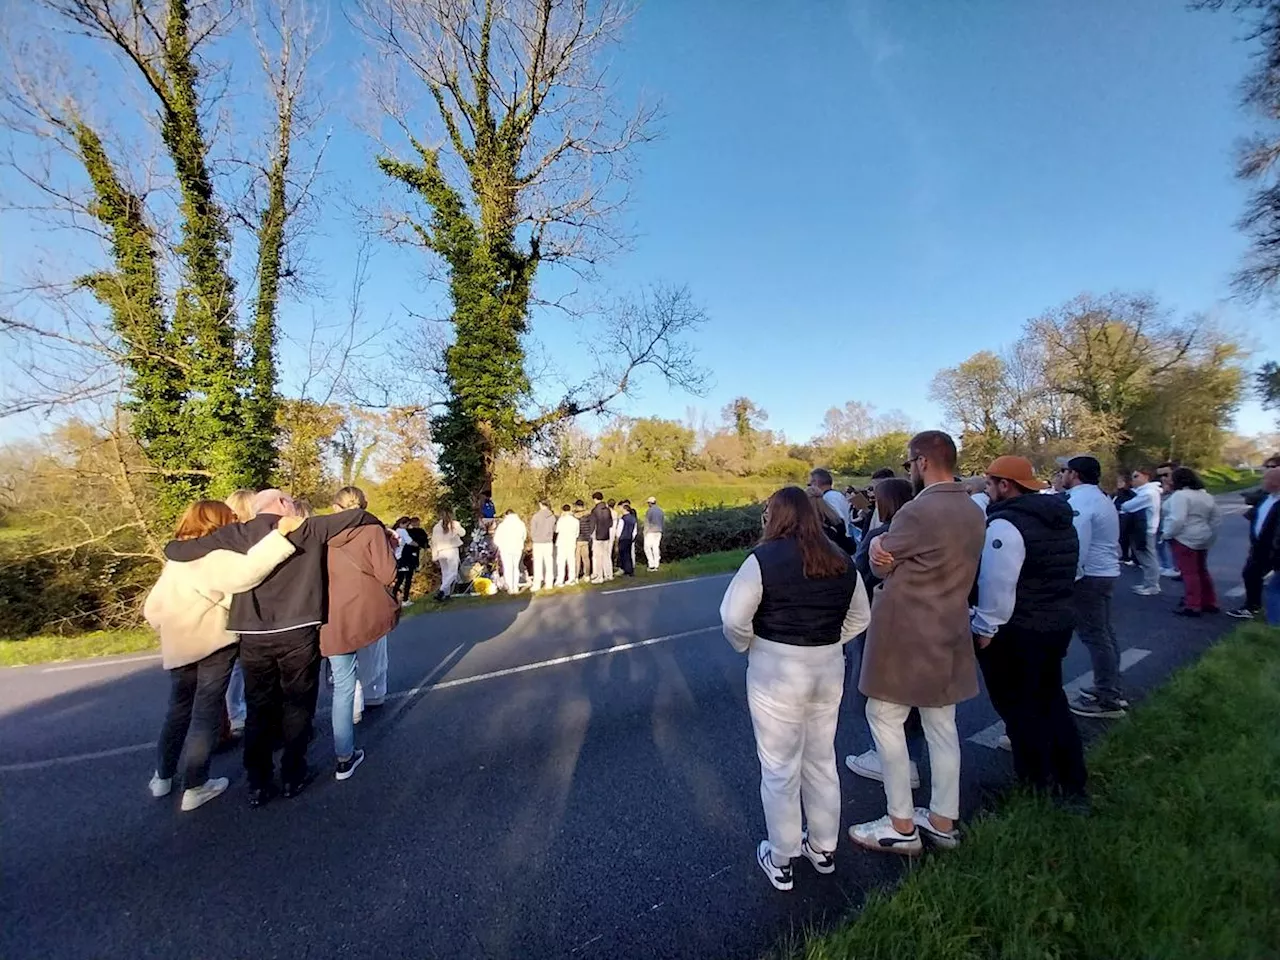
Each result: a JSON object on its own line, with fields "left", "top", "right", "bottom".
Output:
{"left": 174, "top": 501, "right": 237, "bottom": 541}
{"left": 874, "top": 478, "right": 914, "bottom": 525}
{"left": 438, "top": 505, "right": 457, "bottom": 534}
{"left": 761, "top": 486, "right": 849, "bottom": 578}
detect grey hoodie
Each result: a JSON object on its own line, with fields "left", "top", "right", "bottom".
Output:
{"left": 530, "top": 506, "right": 556, "bottom": 543}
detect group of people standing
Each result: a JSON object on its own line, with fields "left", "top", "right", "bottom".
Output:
{"left": 721, "top": 431, "right": 1245, "bottom": 891}
{"left": 144, "top": 487, "right": 398, "bottom": 812}
{"left": 479, "top": 493, "right": 666, "bottom": 594}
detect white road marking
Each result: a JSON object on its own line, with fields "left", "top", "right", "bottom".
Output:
{"left": 386, "top": 627, "right": 720, "bottom": 699}
{"left": 3, "top": 628, "right": 720, "bottom": 772}
{"left": 42, "top": 654, "right": 162, "bottom": 673}
{"left": 969, "top": 647, "right": 1151, "bottom": 749}
{"left": 601, "top": 575, "right": 732, "bottom": 596}
{"left": 0, "top": 742, "right": 153, "bottom": 773}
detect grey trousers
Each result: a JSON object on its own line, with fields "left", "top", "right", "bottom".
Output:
{"left": 1134, "top": 530, "right": 1160, "bottom": 590}
{"left": 1072, "top": 576, "right": 1122, "bottom": 702}
{"left": 591, "top": 539, "right": 613, "bottom": 582}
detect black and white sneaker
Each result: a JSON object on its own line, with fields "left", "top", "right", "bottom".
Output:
{"left": 801, "top": 833, "right": 835, "bottom": 875}
{"left": 1226, "top": 608, "right": 1256, "bottom": 620}
{"left": 756, "top": 841, "right": 793, "bottom": 891}
{"left": 1070, "top": 696, "right": 1126, "bottom": 719}
{"left": 335, "top": 749, "right": 365, "bottom": 782}
{"left": 912, "top": 807, "right": 960, "bottom": 849}
{"left": 848, "top": 816, "right": 923, "bottom": 857}
{"left": 1078, "top": 686, "right": 1129, "bottom": 708}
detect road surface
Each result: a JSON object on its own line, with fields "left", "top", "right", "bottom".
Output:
{"left": 0, "top": 495, "right": 1255, "bottom": 959}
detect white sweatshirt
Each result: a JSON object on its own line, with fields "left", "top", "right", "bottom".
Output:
{"left": 430, "top": 520, "right": 465, "bottom": 560}
{"left": 555, "top": 513, "right": 579, "bottom": 543}
{"left": 494, "top": 515, "right": 528, "bottom": 553}
{"left": 143, "top": 531, "right": 297, "bottom": 670}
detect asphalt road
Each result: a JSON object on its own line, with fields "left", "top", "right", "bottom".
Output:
{"left": 0, "top": 495, "right": 1256, "bottom": 960}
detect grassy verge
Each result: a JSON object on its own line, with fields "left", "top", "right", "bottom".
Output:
{"left": 0, "top": 628, "right": 158, "bottom": 668}
{"left": 405, "top": 547, "right": 749, "bottom": 615}
{"left": 795, "top": 623, "right": 1280, "bottom": 960}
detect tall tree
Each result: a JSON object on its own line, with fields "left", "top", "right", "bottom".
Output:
{"left": 358, "top": 0, "right": 704, "bottom": 520}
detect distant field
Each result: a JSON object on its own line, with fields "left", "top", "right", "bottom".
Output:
{"left": 531, "top": 474, "right": 876, "bottom": 513}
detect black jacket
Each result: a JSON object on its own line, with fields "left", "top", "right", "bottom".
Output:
{"left": 751, "top": 538, "right": 858, "bottom": 646}
{"left": 1245, "top": 492, "right": 1280, "bottom": 572}
{"left": 576, "top": 513, "right": 594, "bottom": 542}
{"left": 854, "top": 522, "right": 888, "bottom": 599}
{"left": 987, "top": 493, "right": 1079, "bottom": 634}
{"left": 163, "top": 510, "right": 383, "bottom": 636}
{"left": 590, "top": 503, "right": 613, "bottom": 542}
{"left": 619, "top": 512, "right": 637, "bottom": 543}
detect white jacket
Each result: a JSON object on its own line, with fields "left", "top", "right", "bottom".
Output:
{"left": 1162, "top": 488, "right": 1221, "bottom": 551}
{"left": 143, "top": 531, "right": 297, "bottom": 670}
{"left": 430, "top": 520, "right": 465, "bottom": 560}
{"left": 494, "top": 515, "right": 528, "bottom": 553}
{"left": 554, "top": 513, "right": 578, "bottom": 542}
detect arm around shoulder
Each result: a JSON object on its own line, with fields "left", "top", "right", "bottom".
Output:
{"left": 200, "top": 533, "right": 297, "bottom": 595}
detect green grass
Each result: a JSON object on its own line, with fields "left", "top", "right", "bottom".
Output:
{"left": 0, "top": 628, "right": 158, "bottom": 667}
{"left": 403, "top": 547, "right": 750, "bottom": 615}
{"left": 794, "top": 623, "right": 1280, "bottom": 960}
{"left": 1202, "top": 465, "right": 1261, "bottom": 495}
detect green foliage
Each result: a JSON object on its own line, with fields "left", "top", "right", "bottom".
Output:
{"left": 272, "top": 399, "right": 344, "bottom": 503}
{"left": 653, "top": 503, "right": 764, "bottom": 563}
{"left": 1258, "top": 361, "right": 1280, "bottom": 413}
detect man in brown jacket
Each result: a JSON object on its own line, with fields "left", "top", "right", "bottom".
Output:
{"left": 849, "top": 431, "right": 986, "bottom": 856}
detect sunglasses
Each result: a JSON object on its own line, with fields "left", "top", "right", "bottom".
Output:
{"left": 902, "top": 455, "right": 923, "bottom": 472}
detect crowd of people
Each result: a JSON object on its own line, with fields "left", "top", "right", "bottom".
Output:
{"left": 455, "top": 493, "right": 666, "bottom": 595}
{"left": 720, "top": 431, "right": 1260, "bottom": 891}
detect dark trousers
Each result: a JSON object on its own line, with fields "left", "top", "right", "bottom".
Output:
{"left": 1242, "top": 548, "right": 1265, "bottom": 612}
{"left": 395, "top": 567, "right": 415, "bottom": 602}
{"left": 1072, "top": 576, "right": 1122, "bottom": 704}
{"left": 977, "top": 624, "right": 1087, "bottom": 797}
{"left": 156, "top": 644, "right": 238, "bottom": 788}
{"left": 618, "top": 536, "right": 635, "bottom": 576}
{"left": 240, "top": 627, "right": 321, "bottom": 789}
{"left": 1117, "top": 513, "right": 1136, "bottom": 562}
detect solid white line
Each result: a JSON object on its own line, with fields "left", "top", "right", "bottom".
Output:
{"left": 0, "top": 742, "right": 153, "bottom": 773}
{"left": 42, "top": 654, "right": 162, "bottom": 673}
{"left": 386, "top": 627, "right": 720, "bottom": 699}
{"left": 601, "top": 574, "right": 732, "bottom": 596}
{"left": 968, "top": 647, "right": 1151, "bottom": 749}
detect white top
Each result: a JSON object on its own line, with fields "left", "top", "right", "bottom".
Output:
{"left": 394, "top": 526, "right": 414, "bottom": 560}
{"left": 1120, "top": 481, "right": 1162, "bottom": 533}
{"left": 970, "top": 491, "right": 990, "bottom": 513}
{"left": 1066, "top": 483, "right": 1121, "bottom": 579}
{"left": 1162, "top": 488, "right": 1221, "bottom": 551}
{"left": 430, "top": 520, "right": 465, "bottom": 560}
{"left": 970, "top": 519, "right": 1025, "bottom": 638}
{"left": 494, "top": 514, "right": 528, "bottom": 552}
{"left": 1255, "top": 493, "right": 1279, "bottom": 538}
{"left": 821, "top": 489, "right": 854, "bottom": 538}
{"left": 555, "top": 513, "right": 579, "bottom": 541}
{"left": 718, "top": 553, "right": 871, "bottom": 654}
{"left": 143, "top": 531, "right": 297, "bottom": 669}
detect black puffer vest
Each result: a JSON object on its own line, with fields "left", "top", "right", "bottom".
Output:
{"left": 986, "top": 493, "right": 1079, "bottom": 633}
{"left": 751, "top": 538, "right": 858, "bottom": 646}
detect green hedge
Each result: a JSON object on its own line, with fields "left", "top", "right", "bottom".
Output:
{"left": 659, "top": 502, "right": 764, "bottom": 563}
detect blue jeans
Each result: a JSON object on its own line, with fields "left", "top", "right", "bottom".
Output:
{"left": 329, "top": 653, "right": 359, "bottom": 760}
{"left": 1264, "top": 575, "right": 1280, "bottom": 626}
{"left": 1156, "top": 538, "right": 1173, "bottom": 572}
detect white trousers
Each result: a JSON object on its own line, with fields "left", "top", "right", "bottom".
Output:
{"left": 591, "top": 540, "right": 613, "bottom": 582}
{"left": 865, "top": 697, "right": 960, "bottom": 820}
{"left": 500, "top": 548, "right": 523, "bottom": 593}
{"left": 746, "top": 638, "right": 845, "bottom": 859}
{"left": 355, "top": 635, "right": 389, "bottom": 707}
{"left": 644, "top": 531, "right": 662, "bottom": 569}
{"left": 531, "top": 542, "right": 554, "bottom": 590}
{"left": 554, "top": 539, "right": 575, "bottom": 585}
{"left": 436, "top": 550, "right": 460, "bottom": 595}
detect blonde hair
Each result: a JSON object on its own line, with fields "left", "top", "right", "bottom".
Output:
{"left": 225, "top": 489, "right": 257, "bottom": 522}
{"left": 175, "top": 501, "right": 237, "bottom": 540}
{"left": 333, "top": 486, "right": 367, "bottom": 510}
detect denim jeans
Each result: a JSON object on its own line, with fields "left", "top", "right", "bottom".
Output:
{"left": 328, "top": 652, "right": 359, "bottom": 760}
{"left": 157, "top": 644, "right": 238, "bottom": 788}
{"left": 225, "top": 659, "right": 246, "bottom": 726}
{"left": 1156, "top": 538, "right": 1173, "bottom": 572}
{"left": 1265, "top": 574, "right": 1280, "bottom": 626}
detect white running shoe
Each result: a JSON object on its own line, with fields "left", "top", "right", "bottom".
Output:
{"left": 912, "top": 807, "right": 960, "bottom": 849}
{"left": 149, "top": 773, "right": 172, "bottom": 798}
{"left": 848, "top": 816, "right": 923, "bottom": 857}
{"left": 801, "top": 833, "right": 835, "bottom": 875}
{"left": 845, "top": 749, "right": 921, "bottom": 789}
{"left": 756, "top": 841, "right": 794, "bottom": 891}
{"left": 1132, "top": 585, "right": 1161, "bottom": 596}
{"left": 180, "top": 777, "right": 228, "bottom": 812}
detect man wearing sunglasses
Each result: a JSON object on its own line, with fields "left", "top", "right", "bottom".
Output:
{"left": 1120, "top": 466, "right": 1164, "bottom": 595}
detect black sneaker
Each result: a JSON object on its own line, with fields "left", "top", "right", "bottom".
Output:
{"left": 282, "top": 770, "right": 314, "bottom": 799}
{"left": 1226, "top": 608, "right": 1256, "bottom": 620}
{"left": 1070, "top": 696, "right": 1127, "bottom": 719}
{"left": 248, "top": 784, "right": 278, "bottom": 809}
{"left": 335, "top": 749, "right": 365, "bottom": 782}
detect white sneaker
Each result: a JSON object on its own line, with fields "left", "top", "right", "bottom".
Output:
{"left": 997, "top": 734, "right": 1012, "bottom": 752}
{"left": 848, "top": 816, "right": 923, "bottom": 857}
{"left": 801, "top": 833, "right": 835, "bottom": 875}
{"left": 845, "top": 749, "right": 921, "bottom": 789}
{"left": 180, "top": 777, "right": 229, "bottom": 812}
{"left": 1132, "top": 585, "right": 1161, "bottom": 596}
{"left": 149, "top": 773, "right": 172, "bottom": 798}
{"left": 913, "top": 807, "right": 960, "bottom": 849}
{"left": 1160, "top": 567, "right": 1181, "bottom": 579}
{"left": 756, "top": 840, "right": 794, "bottom": 891}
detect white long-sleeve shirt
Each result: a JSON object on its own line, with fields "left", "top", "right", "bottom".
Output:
{"left": 970, "top": 519, "right": 1025, "bottom": 638}
{"left": 493, "top": 515, "right": 528, "bottom": 553}
{"left": 1120, "top": 481, "right": 1162, "bottom": 535}
{"left": 1066, "top": 483, "right": 1121, "bottom": 579}
{"left": 554, "top": 512, "right": 579, "bottom": 543}
{"left": 430, "top": 520, "right": 465, "bottom": 560}
{"left": 718, "top": 553, "right": 871, "bottom": 653}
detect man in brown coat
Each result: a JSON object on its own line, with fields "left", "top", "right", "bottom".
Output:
{"left": 848, "top": 431, "right": 986, "bottom": 857}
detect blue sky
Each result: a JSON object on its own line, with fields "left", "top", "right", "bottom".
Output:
{"left": 2, "top": 0, "right": 1275, "bottom": 442}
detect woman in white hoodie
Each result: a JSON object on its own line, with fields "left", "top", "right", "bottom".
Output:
{"left": 431, "top": 506, "right": 466, "bottom": 600}
{"left": 143, "top": 501, "right": 302, "bottom": 811}
{"left": 1162, "top": 467, "right": 1222, "bottom": 617}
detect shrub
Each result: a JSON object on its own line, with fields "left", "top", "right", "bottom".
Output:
{"left": 660, "top": 503, "right": 764, "bottom": 563}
